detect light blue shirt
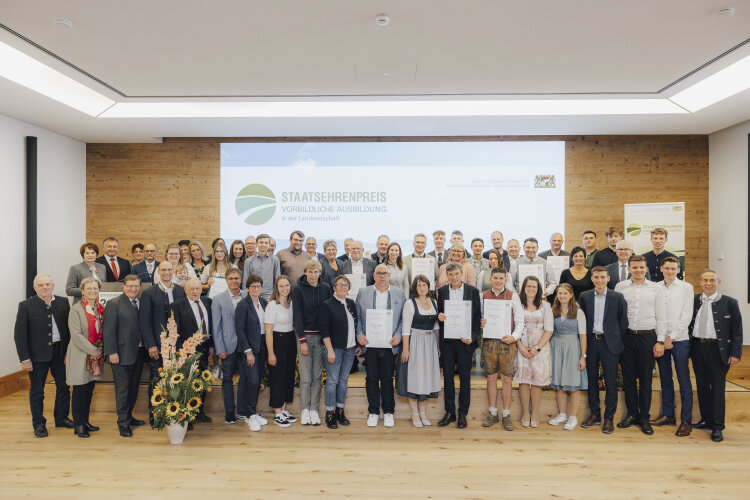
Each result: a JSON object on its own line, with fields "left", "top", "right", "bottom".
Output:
{"left": 593, "top": 288, "right": 607, "bottom": 334}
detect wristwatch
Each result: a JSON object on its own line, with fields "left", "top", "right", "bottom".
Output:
{"left": 583, "top": 354, "right": 587, "bottom": 358}
{"left": 535, "top": 346, "right": 541, "bottom": 352}
{"left": 657, "top": 341, "right": 664, "bottom": 345}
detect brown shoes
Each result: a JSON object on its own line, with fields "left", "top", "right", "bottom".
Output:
{"left": 675, "top": 422, "right": 692, "bottom": 437}
{"left": 602, "top": 419, "right": 615, "bottom": 434}
{"left": 482, "top": 412, "right": 499, "bottom": 428}
{"left": 651, "top": 415, "right": 676, "bottom": 426}
{"left": 581, "top": 414, "right": 602, "bottom": 428}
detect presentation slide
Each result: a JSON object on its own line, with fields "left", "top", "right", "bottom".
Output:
{"left": 220, "top": 141, "right": 565, "bottom": 253}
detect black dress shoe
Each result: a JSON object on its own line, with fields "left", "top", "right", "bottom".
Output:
{"left": 130, "top": 418, "right": 146, "bottom": 427}
{"left": 456, "top": 414, "right": 468, "bottom": 429}
{"left": 55, "top": 417, "right": 75, "bottom": 429}
{"left": 119, "top": 425, "right": 133, "bottom": 437}
{"left": 74, "top": 425, "right": 90, "bottom": 438}
{"left": 335, "top": 408, "right": 350, "bottom": 426}
{"left": 639, "top": 420, "right": 654, "bottom": 435}
{"left": 437, "top": 413, "right": 456, "bottom": 427}
{"left": 693, "top": 419, "right": 711, "bottom": 430}
{"left": 325, "top": 411, "right": 338, "bottom": 429}
{"left": 711, "top": 429, "right": 724, "bottom": 442}
{"left": 84, "top": 422, "right": 100, "bottom": 432}
{"left": 617, "top": 415, "right": 639, "bottom": 429}
{"left": 33, "top": 425, "right": 48, "bottom": 438}
{"left": 196, "top": 413, "right": 212, "bottom": 423}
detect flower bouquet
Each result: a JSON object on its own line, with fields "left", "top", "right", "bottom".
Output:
{"left": 151, "top": 315, "right": 215, "bottom": 442}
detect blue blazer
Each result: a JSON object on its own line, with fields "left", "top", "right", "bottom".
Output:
{"left": 606, "top": 261, "right": 651, "bottom": 290}
{"left": 689, "top": 294, "right": 743, "bottom": 364}
{"left": 578, "top": 288, "right": 629, "bottom": 355}
{"left": 436, "top": 284, "right": 481, "bottom": 352}
{"left": 132, "top": 260, "right": 160, "bottom": 283}
{"left": 235, "top": 296, "right": 268, "bottom": 354}
{"left": 139, "top": 283, "right": 186, "bottom": 349}
{"left": 355, "top": 285, "right": 406, "bottom": 355}
{"left": 212, "top": 289, "right": 248, "bottom": 355}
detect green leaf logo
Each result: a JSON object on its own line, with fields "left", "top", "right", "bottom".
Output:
{"left": 235, "top": 184, "right": 276, "bottom": 225}
{"left": 626, "top": 223, "right": 641, "bottom": 237}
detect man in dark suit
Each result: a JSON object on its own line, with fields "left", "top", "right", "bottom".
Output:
{"left": 95, "top": 236, "right": 131, "bottom": 282}
{"left": 337, "top": 238, "right": 353, "bottom": 262}
{"left": 340, "top": 240, "right": 377, "bottom": 286}
{"left": 170, "top": 277, "right": 214, "bottom": 423}
{"left": 689, "top": 269, "right": 743, "bottom": 442}
{"left": 139, "top": 261, "right": 186, "bottom": 424}
{"left": 14, "top": 274, "right": 73, "bottom": 437}
{"left": 437, "top": 262, "right": 481, "bottom": 429}
{"left": 428, "top": 230, "right": 448, "bottom": 274}
{"left": 131, "top": 243, "right": 159, "bottom": 283}
{"left": 607, "top": 240, "right": 650, "bottom": 289}
{"left": 482, "top": 231, "right": 510, "bottom": 260}
{"left": 372, "top": 235, "right": 390, "bottom": 265}
{"left": 103, "top": 274, "right": 145, "bottom": 437}
{"left": 579, "top": 266, "right": 629, "bottom": 434}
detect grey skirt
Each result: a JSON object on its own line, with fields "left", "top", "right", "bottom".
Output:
{"left": 396, "top": 328, "right": 441, "bottom": 400}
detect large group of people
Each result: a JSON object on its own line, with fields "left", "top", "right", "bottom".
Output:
{"left": 13, "top": 227, "right": 743, "bottom": 444}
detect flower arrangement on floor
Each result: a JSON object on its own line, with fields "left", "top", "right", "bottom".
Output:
{"left": 151, "top": 316, "right": 215, "bottom": 431}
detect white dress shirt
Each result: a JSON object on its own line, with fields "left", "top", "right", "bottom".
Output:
{"left": 350, "top": 259, "right": 364, "bottom": 275}
{"left": 264, "top": 300, "right": 293, "bottom": 332}
{"left": 593, "top": 288, "right": 607, "bottom": 334}
{"left": 480, "top": 289, "right": 525, "bottom": 340}
{"left": 693, "top": 292, "right": 720, "bottom": 339}
{"left": 658, "top": 279, "right": 694, "bottom": 342}
{"left": 189, "top": 299, "right": 209, "bottom": 334}
{"left": 448, "top": 284, "right": 465, "bottom": 302}
{"left": 614, "top": 279, "right": 667, "bottom": 341}
{"left": 374, "top": 286, "right": 391, "bottom": 310}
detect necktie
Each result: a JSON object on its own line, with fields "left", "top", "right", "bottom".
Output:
{"left": 696, "top": 296, "right": 711, "bottom": 338}
{"left": 438, "top": 252, "right": 444, "bottom": 266}
{"left": 195, "top": 300, "right": 207, "bottom": 336}
{"left": 111, "top": 257, "right": 119, "bottom": 280}
{"left": 131, "top": 299, "right": 139, "bottom": 310}
{"left": 620, "top": 264, "right": 626, "bottom": 282}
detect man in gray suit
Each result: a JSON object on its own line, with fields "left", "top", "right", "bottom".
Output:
{"left": 212, "top": 268, "right": 249, "bottom": 424}
{"left": 341, "top": 240, "right": 377, "bottom": 286}
{"left": 607, "top": 240, "right": 650, "bottom": 290}
{"left": 103, "top": 274, "right": 144, "bottom": 437}
{"left": 538, "top": 232, "right": 571, "bottom": 260}
{"left": 403, "top": 233, "right": 436, "bottom": 289}
{"left": 356, "top": 264, "right": 406, "bottom": 428}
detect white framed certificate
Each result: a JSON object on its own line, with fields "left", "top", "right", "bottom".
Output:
{"left": 345, "top": 273, "right": 367, "bottom": 300}
{"left": 518, "top": 264, "right": 546, "bottom": 294}
{"left": 411, "top": 258, "right": 435, "bottom": 290}
{"left": 546, "top": 256, "right": 570, "bottom": 284}
{"left": 444, "top": 300, "right": 472, "bottom": 340}
{"left": 482, "top": 299, "right": 512, "bottom": 339}
{"left": 365, "top": 309, "right": 393, "bottom": 348}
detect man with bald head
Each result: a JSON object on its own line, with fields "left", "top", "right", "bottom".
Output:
{"left": 341, "top": 240, "right": 377, "bottom": 286}
{"left": 132, "top": 243, "right": 159, "bottom": 283}
{"left": 538, "top": 232, "right": 570, "bottom": 260}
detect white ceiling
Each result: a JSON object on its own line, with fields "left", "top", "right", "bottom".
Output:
{"left": 1, "top": 0, "right": 750, "bottom": 142}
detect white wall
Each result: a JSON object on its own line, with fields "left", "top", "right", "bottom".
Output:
{"left": 0, "top": 113, "right": 86, "bottom": 377}
{"left": 709, "top": 118, "right": 750, "bottom": 343}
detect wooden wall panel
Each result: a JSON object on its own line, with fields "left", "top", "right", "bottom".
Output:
{"left": 86, "top": 135, "right": 708, "bottom": 286}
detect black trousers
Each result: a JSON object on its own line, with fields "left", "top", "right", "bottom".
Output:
{"left": 691, "top": 339, "right": 730, "bottom": 430}
{"left": 365, "top": 348, "right": 396, "bottom": 414}
{"left": 71, "top": 381, "right": 96, "bottom": 426}
{"left": 27, "top": 342, "right": 70, "bottom": 428}
{"left": 586, "top": 337, "right": 620, "bottom": 420}
{"left": 620, "top": 332, "right": 656, "bottom": 421}
{"left": 442, "top": 339, "right": 474, "bottom": 416}
{"left": 111, "top": 346, "right": 146, "bottom": 427}
{"left": 269, "top": 331, "right": 297, "bottom": 408}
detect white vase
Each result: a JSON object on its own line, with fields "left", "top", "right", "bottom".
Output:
{"left": 166, "top": 422, "right": 187, "bottom": 444}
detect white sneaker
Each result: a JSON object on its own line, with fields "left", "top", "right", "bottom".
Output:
{"left": 384, "top": 413, "right": 395, "bottom": 427}
{"left": 273, "top": 414, "right": 291, "bottom": 428}
{"left": 247, "top": 415, "right": 261, "bottom": 432}
{"left": 256, "top": 414, "right": 268, "bottom": 426}
{"left": 282, "top": 410, "right": 297, "bottom": 423}
{"left": 564, "top": 416, "right": 578, "bottom": 431}
{"left": 310, "top": 410, "right": 321, "bottom": 426}
{"left": 367, "top": 414, "right": 379, "bottom": 427}
{"left": 549, "top": 413, "right": 568, "bottom": 426}
{"left": 300, "top": 408, "right": 311, "bottom": 425}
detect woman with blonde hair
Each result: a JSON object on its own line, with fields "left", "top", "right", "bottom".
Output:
{"left": 201, "top": 241, "right": 237, "bottom": 298}
{"left": 436, "top": 244, "right": 477, "bottom": 288}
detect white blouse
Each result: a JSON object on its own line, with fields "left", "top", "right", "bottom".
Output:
{"left": 402, "top": 299, "right": 439, "bottom": 333}
{"left": 264, "top": 300, "right": 294, "bottom": 332}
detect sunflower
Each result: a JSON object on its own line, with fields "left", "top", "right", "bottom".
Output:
{"left": 187, "top": 397, "right": 201, "bottom": 410}
{"left": 165, "top": 402, "right": 180, "bottom": 417}
{"left": 150, "top": 393, "right": 165, "bottom": 406}
{"left": 191, "top": 380, "right": 203, "bottom": 391}
{"left": 201, "top": 370, "right": 212, "bottom": 382}
{"left": 170, "top": 373, "right": 184, "bottom": 385}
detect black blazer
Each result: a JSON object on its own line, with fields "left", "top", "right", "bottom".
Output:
{"left": 139, "top": 283, "right": 186, "bottom": 349}
{"left": 340, "top": 258, "right": 377, "bottom": 286}
{"left": 436, "top": 284, "right": 481, "bottom": 351}
{"left": 170, "top": 296, "right": 214, "bottom": 351}
{"left": 102, "top": 294, "right": 142, "bottom": 365}
{"left": 606, "top": 261, "right": 651, "bottom": 290}
{"left": 14, "top": 295, "right": 71, "bottom": 363}
{"left": 338, "top": 253, "right": 350, "bottom": 262}
{"left": 132, "top": 260, "right": 160, "bottom": 283}
{"left": 578, "top": 288, "right": 629, "bottom": 355}
{"left": 235, "top": 296, "right": 268, "bottom": 354}
{"left": 689, "top": 294, "right": 743, "bottom": 365}
{"left": 319, "top": 296, "right": 358, "bottom": 350}
{"left": 95, "top": 255, "right": 132, "bottom": 282}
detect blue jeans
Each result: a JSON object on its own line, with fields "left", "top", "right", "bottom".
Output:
{"left": 656, "top": 339, "right": 693, "bottom": 423}
{"left": 323, "top": 346, "right": 356, "bottom": 411}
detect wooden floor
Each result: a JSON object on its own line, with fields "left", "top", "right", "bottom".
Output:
{"left": 1, "top": 387, "right": 749, "bottom": 499}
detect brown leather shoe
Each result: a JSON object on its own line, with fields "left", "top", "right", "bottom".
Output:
{"left": 650, "top": 415, "right": 676, "bottom": 426}
{"left": 675, "top": 422, "right": 692, "bottom": 437}
{"left": 581, "top": 414, "right": 602, "bottom": 428}
{"left": 602, "top": 419, "right": 614, "bottom": 434}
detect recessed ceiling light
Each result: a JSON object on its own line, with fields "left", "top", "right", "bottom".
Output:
{"left": 669, "top": 52, "right": 750, "bottom": 112}
{"left": 54, "top": 18, "right": 73, "bottom": 28}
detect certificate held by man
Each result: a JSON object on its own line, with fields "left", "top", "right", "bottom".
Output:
{"left": 482, "top": 300, "right": 512, "bottom": 339}
{"left": 444, "top": 300, "right": 472, "bottom": 340}
{"left": 365, "top": 309, "right": 393, "bottom": 348}
{"left": 346, "top": 273, "right": 367, "bottom": 300}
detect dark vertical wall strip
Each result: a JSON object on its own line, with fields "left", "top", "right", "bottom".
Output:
{"left": 26, "top": 136, "right": 37, "bottom": 299}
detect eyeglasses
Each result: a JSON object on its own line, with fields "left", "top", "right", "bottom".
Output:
{"left": 335, "top": 283, "right": 350, "bottom": 288}
{"left": 249, "top": 284, "right": 263, "bottom": 289}
{"left": 375, "top": 271, "right": 390, "bottom": 276}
